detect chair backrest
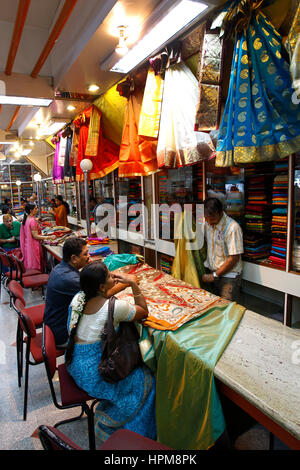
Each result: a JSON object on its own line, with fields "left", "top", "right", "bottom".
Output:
{"left": 38, "top": 425, "right": 82, "bottom": 450}
{"left": 8, "top": 280, "right": 25, "bottom": 306}
{"left": 0, "top": 251, "right": 12, "bottom": 269}
{"left": 11, "top": 255, "right": 25, "bottom": 280}
{"left": 42, "top": 324, "right": 58, "bottom": 379}
{"left": 14, "top": 298, "right": 36, "bottom": 338}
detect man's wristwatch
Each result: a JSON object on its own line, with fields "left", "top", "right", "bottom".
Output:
{"left": 213, "top": 272, "right": 219, "bottom": 279}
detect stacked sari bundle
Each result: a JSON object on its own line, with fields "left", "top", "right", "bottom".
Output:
{"left": 296, "top": 201, "right": 300, "bottom": 244}
{"left": 269, "top": 169, "right": 288, "bottom": 268}
{"left": 243, "top": 174, "right": 273, "bottom": 260}
{"left": 195, "top": 163, "right": 203, "bottom": 201}
{"left": 292, "top": 244, "right": 300, "bottom": 272}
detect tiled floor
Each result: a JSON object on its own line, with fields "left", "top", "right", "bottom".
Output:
{"left": 0, "top": 284, "right": 291, "bottom": 451}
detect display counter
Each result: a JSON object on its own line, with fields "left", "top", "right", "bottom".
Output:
{"left": 111, "top": 263, "right": 300, "bottom": 450}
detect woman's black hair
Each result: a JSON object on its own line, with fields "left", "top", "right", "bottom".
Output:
{"left": 22, "top": 203, "right": 36, "bottom": 226}
{"left": 55, "top": 195, "right": 70, "bottom": 215}
{"left": 65, "top": 261, "right": 109, "bottom": 366}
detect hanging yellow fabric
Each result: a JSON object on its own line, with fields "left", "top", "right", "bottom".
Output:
{"left": 171, "top": 212, "right": 206, "bottom": 288}
{"left": 85, "top": 106, "right": 101, "bottom": 157}
{"left": 138, "top": 69, "right": 164, "bottom": 138}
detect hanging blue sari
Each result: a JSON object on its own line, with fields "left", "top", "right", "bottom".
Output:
{"left": 216, "top": 0, "right": 300, "bottom": 167}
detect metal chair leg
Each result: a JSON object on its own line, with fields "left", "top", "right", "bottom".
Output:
{"left": 23, "top": 340, "right": 31, "bottom": 421}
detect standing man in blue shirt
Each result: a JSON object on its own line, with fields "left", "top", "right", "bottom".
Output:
{"left": 44, "top": 237, "right": 90, "bottom": 347}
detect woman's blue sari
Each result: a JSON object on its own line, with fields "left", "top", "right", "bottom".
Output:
{"left": 216, "top": 0, "right": 300, "bottom": 166}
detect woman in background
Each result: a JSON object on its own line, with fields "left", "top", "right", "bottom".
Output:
{"left": 20, "top": 203, "right": 55, "bottom": 271}
{"left": 51, "top": 195, "right": 70, "bottom": 227}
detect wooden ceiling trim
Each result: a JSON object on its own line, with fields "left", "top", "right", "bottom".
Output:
{"left": 5, "top": 0, "right": 31, "bottom": 76}
{"left": 31, "top": 0, "right": 79, "bottom": 78}
{"left": 6, "top": 105, "right": 21, "bottom": 131}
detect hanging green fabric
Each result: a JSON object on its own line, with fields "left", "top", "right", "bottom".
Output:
{"left": 215, "top": 0, "right": 300, "bottom": 167}
{"left": 171, "top": 211, "right": 206, "bottom": 288}
{"left": 103, "top": 253, "right": 141, "bottom": 271}
{"left": 137, "top": 301, "right": 245, "bottom": 449}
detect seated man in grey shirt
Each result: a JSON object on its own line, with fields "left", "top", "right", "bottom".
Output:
{"left": 43, "top": 237, "right": 90, "bottom": 347}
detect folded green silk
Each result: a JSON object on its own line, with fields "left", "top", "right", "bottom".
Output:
{"left": 138, "top": 301, "right": 245, "bottom": 449}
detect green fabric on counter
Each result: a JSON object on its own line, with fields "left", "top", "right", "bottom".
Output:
{"left": 103, "top": 253, "right": 140, "bottom": 271}
{"left": 138, "top": 301, "right": 245, "bottom": 450}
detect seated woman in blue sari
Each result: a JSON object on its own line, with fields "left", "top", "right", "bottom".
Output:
{"left": 65, "top": 261, "right": 156, "bottom": 443}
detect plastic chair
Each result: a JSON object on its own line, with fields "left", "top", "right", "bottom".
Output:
{"left": 0, "top": 250, "right": 13, "bottom": 296}
{"left": 42, "top": 324, "right": 99, "bottom": 450}
{"left": 38, "top": 426, "right": 172, "bottom": 451}
{"left": 8, "top": 280, "right": 45, "bottom": 387}
{"left": 11, "top": 255, "right": 49, "bottom": 299}
{"left": 12, "top": 298, "right": 64, "bottom": 421}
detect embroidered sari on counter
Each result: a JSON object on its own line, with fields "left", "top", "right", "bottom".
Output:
{"left": 157, "top": 62, "right": 216, "bottom": 169}
{"left": 74, "top": 105, "right": 119, "bottom": 182}
{"left": 114, "top": 263, "right": 228, "bottom": 331}
{"left": 216, "top": 0, "right": 300, "bottom": 167}
{"left": 118, "top": 78, "right": 159, "bottom": 177}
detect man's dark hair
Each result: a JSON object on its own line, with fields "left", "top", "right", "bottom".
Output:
{"left": 90, "top": 196, "right": 98, "bottom": 204}
{"left": 62, "top": 237, "right": 87, "bottom": 262}
{"left": 204, "top": 197, "right": 223, "bottom": 216}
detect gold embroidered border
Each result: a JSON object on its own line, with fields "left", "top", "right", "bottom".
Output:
{"left": 216, "top": 133, "right": 300, "bottom": 166}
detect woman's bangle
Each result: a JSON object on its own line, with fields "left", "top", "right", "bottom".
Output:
{"left": 133, "top": 293, "right": 143, "bottom": 298}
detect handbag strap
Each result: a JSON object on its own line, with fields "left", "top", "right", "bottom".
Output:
{"left": 102, "top": 296, "right": 116, "bottom": 356}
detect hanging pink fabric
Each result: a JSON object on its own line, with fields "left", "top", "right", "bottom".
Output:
{"left": 52, "top": 134, "right": 64, "bottom": 183}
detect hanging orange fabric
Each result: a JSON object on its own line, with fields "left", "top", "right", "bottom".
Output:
{"left": 74, "top": 105, "right": 119, "bottom": 181}
{"left": 118, "top": 83, "right": 158, "bottom": 177}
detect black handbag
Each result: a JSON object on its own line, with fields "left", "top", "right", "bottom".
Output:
{"left": 98, "top": 296, "right": 142, "bottom": 384}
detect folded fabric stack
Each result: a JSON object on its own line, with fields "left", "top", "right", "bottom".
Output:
{"left": 295, "top": 201, "right": 300, "bottom": 244}
{"left": 160, "top": 254, "right": 173, "bottom": 275}
{"left": 243, "top": 233, "right": 271, "bottom": 260}
{"left": 269, "top": 167, "right": 288, "bottom": 268}
{"left": 158, "top": 171, "right": 168, "bottom": 203}
{"left": 226, "top": 186, "right": 244, "bottom": 223}
{"left": 243, "top": 174, "right": 273, "bottom": 260}
{"left": 89, "top": 246, "right": 114, "bottom": 257}
{"left": 195, "top": 163, "right": 203, "bottom": 202}
{"left": 292, "top": 244, "right": 300, "bottom": 272}
{"left": 127, "top": 178, "right": 142, "bottom": 231}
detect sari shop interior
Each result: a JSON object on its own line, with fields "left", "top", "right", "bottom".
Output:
{"left": 0, "top": 0, "right": 300, "bottom": 452}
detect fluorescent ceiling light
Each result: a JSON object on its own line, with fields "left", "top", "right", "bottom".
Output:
{"left": 0, "top": 96, "right": 52, "bottom": 107}
{"left": 21, "top": 149, "right": 32, "bottom": 156}
{"left": 110, "top": 0, "right": 208, "bottom": 73}
{"left": 0, "top": 141, "right": 19, "bottom": 145}
{"left": 37, "top": 122, "right": 67, "bottom": 136}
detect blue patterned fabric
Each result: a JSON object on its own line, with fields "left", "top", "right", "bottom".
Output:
{"left": 67, "top": 341, "right": 157, "bottom": 443}
{"left": 216, "top": 0, "right": 300, "bottom": 166}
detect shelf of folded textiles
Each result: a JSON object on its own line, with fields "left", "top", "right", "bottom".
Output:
{"left": 242, "top": 256, "right": 286, "bottom": 271}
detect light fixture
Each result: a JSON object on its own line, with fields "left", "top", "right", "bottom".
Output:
{"left": 67, "top": 105, "right": 76, "bottom": 111}
{"left": 88, "top": 84, "right": 100, "bottom": 92}
{"left": 107, "top": 0, "right": 208, "bottom": 74}
{"left": 21, "top": 149, "right": 32, "bottom": 156}
{"left": 80, "top": 158, "right": 93, "bottom": 172}
{"left": 36, "top": 121, "right": 67, "bottom": 137}
{"left": 0, "top": 96, "right": 52, "bottom": 106}
{"left": 16, "top": 180, "right": 21, "bottom": 186}
{"left": 115, "top": 25, "right": 128, "bottom": 56}
{"left": 0, "top": 141, "right": 19, "bottom": 145}
{"left": 33, "top": 173, "right": 41, "bottom": 182}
